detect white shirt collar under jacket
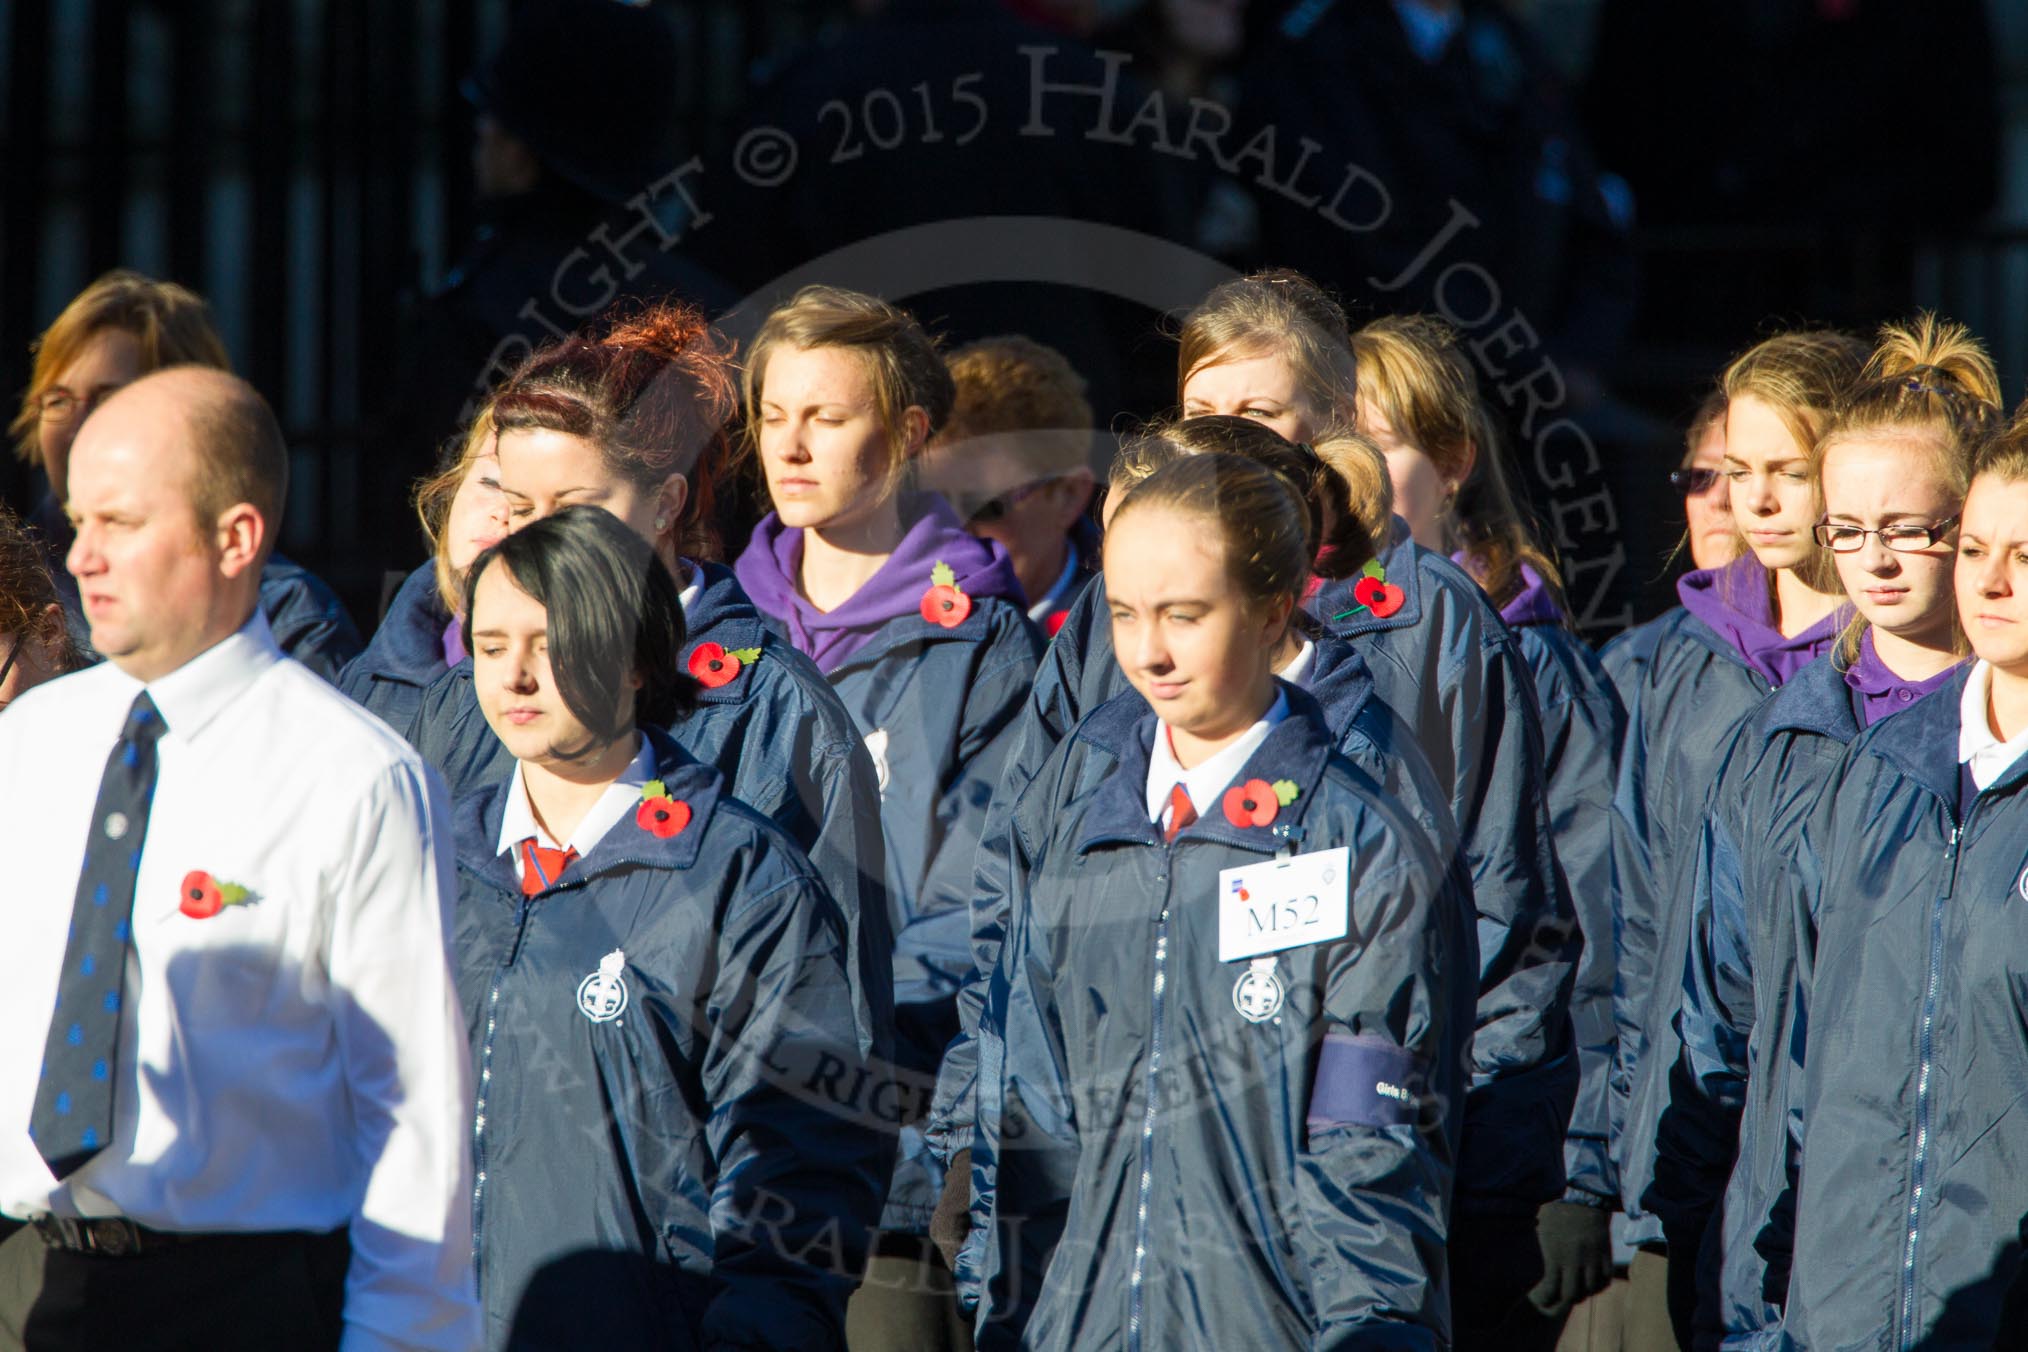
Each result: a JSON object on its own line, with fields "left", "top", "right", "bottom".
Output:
{"left": 1146, "top": 687, "right": 1291, "bottom": 828}
{"left": 1026, "top": 539, "right": 1082, "bottom": 624}
{"left": 1958, "top": 660, "right": 2028, "bottom": 790}
{"left": 498, "top": 734, "right": 656, "bottom": 873}
{"left": 1276, "top": 637, "right": 1317, "bottom": 691}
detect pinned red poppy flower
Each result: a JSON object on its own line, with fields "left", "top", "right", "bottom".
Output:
{"left": 635, "top": 781, "right": 692, "bottom": 839}
{"left": 920, "top": 562, "right": 972, "bottom": 628}
{"left": 1342, "top": 563, "right": 1406, "bottom": 620}
{"left": 1366, "top": 581, "right": 1405, "bottom": 618}
{"left": 1223, "top": 778, "right": 1281, "bottom": 829}
{"left": 179, "top": 870, "right": 251, "bottom": 919}
{"left": 688, "top": 643, "right": 760, "bottom": 689}
{"left": 1045, "top": 610, "right": 1069, "bottom": 639}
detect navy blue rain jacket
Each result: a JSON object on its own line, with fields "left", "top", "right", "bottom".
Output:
{"left": 927, "top": 614, "right": 1464, "bottom": 1179}
{"left": 1309, "top": 523, "right": 1581, "bottom": 1217}
{"left": 1508, "top": 616, "right": 1626, "bottom": 1207}
{"left": 771, "top": 592, "right": 1042, "bottom": 1233}
{"left": 259, "top": 553, "right": 364, "bottom": 683}
{"left": 1779, "top": 668, "right": 2028, "bottom": 1350}
{"left": 1642, "top": 656, "right": 1857, "bottom": 1349}
{"left": 453, "top": 728, "right": 890, "bottom": 1351}
{"left": 1610, "top": 610, "right": 1827, "bottom": 1246}
{"left": 972, "top": 684, "right": 1477, "bottom": 1350}
{"left": 338, "top": 562, "right": 451, "bottom": 732}
{"left": 405, "top": 562, "right": 893, "bottom": 1071}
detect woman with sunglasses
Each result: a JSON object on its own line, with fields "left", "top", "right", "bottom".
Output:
{"left": 1776, "top": 401, "right": 2028, "bottom": 1348}
{"left": 1608, "top": 330, "right": 1863, "bottom": 1341}
{"left": 1602, "top": 395, "right": 1737, "bottom": 697}
{"left": 1643, "top": 316, "right": 1993, "bottom": 1349}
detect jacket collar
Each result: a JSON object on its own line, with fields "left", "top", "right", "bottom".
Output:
{"left": 1302, "top": 633, "right": 1381, "bottom": 732}
{"left": 1073, "top": 680, "right": 1338, "bottom": 856}
{"left": 1309, "top": 517, "right": 1425, "bottom": 637}
{"left": 681, "top": 561, "right": 773, "bottom": 705}
{"left": 357, "top": 563, "right": 453, "bottom": 687}
{"left": 1756, "top": 652, "right": 1862, "bottom": 744}
{"left": 816, "top": 596, "right": 998, "bottom": 676}
{"left": 455, "top": 724, "right": 725, "bottom": 896}
{"left": 1857, "top": 664, "right": 2012, "bottom": 812}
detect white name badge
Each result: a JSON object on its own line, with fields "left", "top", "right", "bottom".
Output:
{"left": 1217, "top": 846, "right": 1351, "bottom": 962}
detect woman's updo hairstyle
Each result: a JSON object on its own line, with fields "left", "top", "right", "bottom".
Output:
{"left": 1145, "top": 414, "right": 1375, "bottom": 575}
{"left": 0, "top": 506, "right": 84, "bottom": 676}
{"left": 461, "top": 505, "right": 697, "bottom": 755}
{"left": 1815, "top": 312, "right": 2001, "bottom": 498}
{"left": 1108, "top": 452, "right": 1315, "bottom": 618}
{"left": 490, "top": 300, "right": 738, "bottom": 560}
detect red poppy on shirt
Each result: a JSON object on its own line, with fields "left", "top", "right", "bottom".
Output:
{"left": 921, "top": 561, "right": 973, "bottom": 628}
{"left": 689, "top": 642, "right": 757, "bottom": 689}
{"left": 636, "top": 781, "right": 692, "bottom": 839}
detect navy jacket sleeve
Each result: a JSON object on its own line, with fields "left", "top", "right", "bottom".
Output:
{"left": 1450, "top": 624, "right": 1581, "bottom": 1217}
{"left": 928, "top": 580, "right": 1097, "bottom": 1166}
{"left": 261, "top": 558, "right": 365, "bottom": 684}
{"left": 699, "top": 854, "right": 889, "bottom": 1350}
{"left": 1298, "top": 847, "right": 1471, "bottom": 1350}
{"left": 1521, "top": 627, "right": 1626, "bottom": 1206}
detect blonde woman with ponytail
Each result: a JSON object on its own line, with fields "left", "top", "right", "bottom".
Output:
{"left": 1353, "top": 313, "right": 1628, "bottom": 1336}
{"left": 1609, "top": 330, "right": 1864, "bottom": 1334}
{"left": 1646, "top": 316, "right": 1996, "bottom": 1350}
{"left": 1776, "top": 380, "right": 2028, "bottom": 1349}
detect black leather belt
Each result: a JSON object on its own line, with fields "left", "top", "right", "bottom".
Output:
{"left": 32, "top": 1216, "right": 204, "bottom": 1257}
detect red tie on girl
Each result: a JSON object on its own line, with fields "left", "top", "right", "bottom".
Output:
{"left": 1163, "top": 784, "right": 1198, "bottom": 843}
{"left": 520, "top": 839, "right": 578, "bottom": 896}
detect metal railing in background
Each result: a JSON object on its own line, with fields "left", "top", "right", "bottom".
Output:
{"left": 0, "top": 0, "right": 831, "bottom": 616}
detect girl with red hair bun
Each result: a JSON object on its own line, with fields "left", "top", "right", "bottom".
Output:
{"left": 403, "top": 299, "right": 895, "bottom": 1095}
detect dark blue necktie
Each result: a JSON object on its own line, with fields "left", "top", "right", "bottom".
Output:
{"left": 31, "top": 691, "right": 166, "bottom": 1179}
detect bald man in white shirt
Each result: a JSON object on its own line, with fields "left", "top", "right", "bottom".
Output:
{"left": 0, "top": 367, "right": 480, "bottom": 1351}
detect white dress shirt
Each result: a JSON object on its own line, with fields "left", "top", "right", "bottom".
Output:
{"left": 497, "top": 734, "right": 654, "bottom": 876}
{"left": 1959, "top": 660, "right": 2028, "bottom": 790}
{"left": 0, "top": 614, "right": 480, "bottom": 1352}
{"left": 1277, "top": 637, "right": 1317, "bottom": 691}
{"left": 1146, "top": 687, "right": 1291, "bottom": 827}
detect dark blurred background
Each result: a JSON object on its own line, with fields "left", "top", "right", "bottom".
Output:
{"left": 3, "top": 0, "right": 2024, "bottom": 637}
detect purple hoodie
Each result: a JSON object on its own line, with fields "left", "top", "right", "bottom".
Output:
{"left": 1677, "top": 555, "right": 1849, "bottom": 688}
{"left": 1453, "top": 554, "right": 1564, "bottom": 629}
{"left": 735, "top": 494, "right": 1022, "bottom": 675}
{"left": 1843, "top": 628, "right": 1962, "bottom": 727}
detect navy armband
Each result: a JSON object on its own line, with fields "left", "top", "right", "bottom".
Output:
{"left": 1307, "top": 1031, "right": 1426, "bottom": 1132}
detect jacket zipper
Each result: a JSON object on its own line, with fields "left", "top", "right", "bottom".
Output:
{"left": 471, "top": 888, "right": 535, "bottom": 1275}
{"left": 1899, "top": 818, "right": 1961, "bottom": 1347}
{"left": 1127, "top": 852, "right": 1177, "bottom": 1352}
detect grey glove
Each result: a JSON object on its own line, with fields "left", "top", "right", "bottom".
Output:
{"left": 928, "top": 1148, "right": 972, "bottom": 1272}
{"left": 1527, "top": 1200, "right": 1615, "bottom": 1317}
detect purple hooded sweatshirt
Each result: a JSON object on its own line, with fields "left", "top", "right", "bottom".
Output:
{"left": 735, "top": 494, "right": 1023, "bottom": 675}
{"left": 1454, "top": 554, "right": 1564, "bottom": 629}
{"left": 1843, "top": 628, "right": 1962, "bottom": 727}
{"left": 1677, "top": 554, "right": 1849, "bottom": 688}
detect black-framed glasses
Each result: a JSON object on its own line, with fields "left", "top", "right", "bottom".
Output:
{"left": 1669, "top": 468, "right": 1722, "bottom": 495}
{"left": 1811, "top": 516, "right": 1960, "bottom": 553}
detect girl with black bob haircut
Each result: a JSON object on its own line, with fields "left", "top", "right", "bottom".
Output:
{"left": 449, "top": 505, "right": 890, "bottom": 1351}
{"left": 459, "top": 499, "right": 696, "bottom": 753}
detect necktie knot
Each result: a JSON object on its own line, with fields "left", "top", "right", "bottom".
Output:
{"left": 520, "top": 838, "right": 578, "bottom": 896}
{"left": 122, "top": 692, "right": 167, "bottom": 747}
{"left": 1163, "top": 783, "right": 1198, "bottom": 843}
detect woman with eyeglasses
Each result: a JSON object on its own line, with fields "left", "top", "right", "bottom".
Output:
{"left": 1607, "top": 330, "right": 1862, "bottom": 1342}
{"left": 1775, "top": 399, "right": 2028, "bottom": 1349}
{"left": 1643, "top": 316, "right": 1993, "bottom": 1350}
{"left": 7, "top": 270, "right": 363, "bottom": 680}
